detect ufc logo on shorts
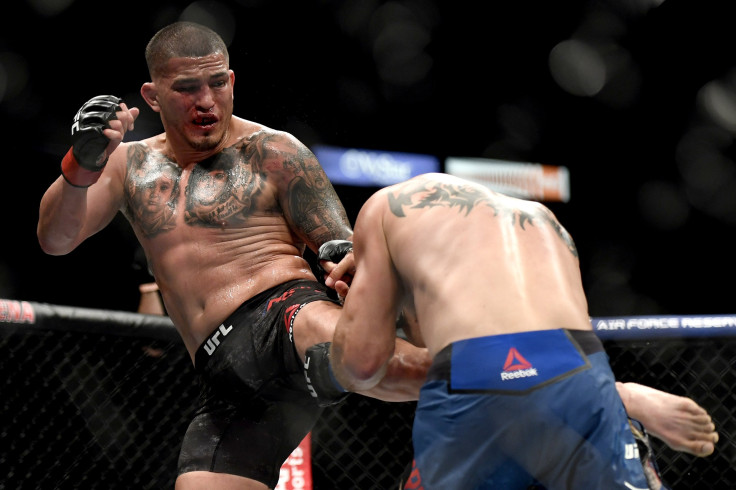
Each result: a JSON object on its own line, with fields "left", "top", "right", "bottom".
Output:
{"left": 203, "top": 324, "right": 233, "bottom": 356}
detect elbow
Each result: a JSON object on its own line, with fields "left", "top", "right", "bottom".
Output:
{"left": 37, "top": 238, "right": 58, "bottom": 256}
{"left": 330, "top": 328, "right": 394, "bottom": 392}
{"left": 353, "top": 360, "right": 385, "bottom": 383}
{"left": 37, "top": 230, "right": 72, "bottom": 256}
{"left": 342, "top": 357, "right": 389, "bottom": 391}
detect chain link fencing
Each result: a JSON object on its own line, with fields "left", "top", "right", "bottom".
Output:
{"left": 1, "top": 301, "right": 733, "bottom": 489}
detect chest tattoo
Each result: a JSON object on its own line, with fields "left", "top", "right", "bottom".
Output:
{"left": 184, "top": 145, "right": 264, "bottom": 227}
{"left": 122, "top": 142, "right": 265, "bottom": 237}
{"left": 124, "top": 145, "right": 181, "bottom": 238}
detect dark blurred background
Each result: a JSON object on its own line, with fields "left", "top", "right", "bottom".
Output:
{"left": 2, "top": 0, "right": 735, "bottom": 317}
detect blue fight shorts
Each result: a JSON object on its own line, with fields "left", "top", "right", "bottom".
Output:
{"left": 405, "top": 329, "right": 651, "bottom": 490}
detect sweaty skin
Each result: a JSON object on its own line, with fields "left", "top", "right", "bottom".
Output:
{"left": 325, "top": 173, "right": 717, "bottom": 461}
{"left": 324, "top": 273, "right": 720, "bottom": 465}
{"left": 38, "top": 54, "right": 337, "bottom": 358}
{"left": 331, "top": 172, "right": 593, "bottom": 392}
{"left": 321, "top": 262, "right": 719, "bottom": 460}
{"left": 37, "top": 52, "right": 428, "bottom": 382}
{"left": 38, "top": 35, "right": 430, "bottom": 490}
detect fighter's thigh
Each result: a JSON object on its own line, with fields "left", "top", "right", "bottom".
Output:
{"left": 291, "top": 300, "right": 342, "bottom": 360}
{"left": 175, "top": 471, "right": 268, "bottom": 490}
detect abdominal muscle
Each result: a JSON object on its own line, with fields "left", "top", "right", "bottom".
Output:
{"left": 140, "top": 221, "right": 317, "bottom": 362}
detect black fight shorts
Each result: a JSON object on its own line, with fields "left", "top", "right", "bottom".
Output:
{"left": 177, "top": 279, "right": 341, "bottom": 487}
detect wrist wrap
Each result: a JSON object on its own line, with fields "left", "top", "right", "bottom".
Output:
{"left": 61, "top": 147, "right": 103, "bottom": 188}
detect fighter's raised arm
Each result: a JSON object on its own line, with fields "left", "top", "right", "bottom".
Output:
{"left": 37, "top": 21, "right": 432, "bottom": 489}
{"left": 38, "top": 96, "right": 139, "bottom": 255}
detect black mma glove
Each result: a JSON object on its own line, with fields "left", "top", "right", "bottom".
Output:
{"left": 317, "top": 239, "right": 354, "bottom": 302}
{"left": 318, "top": 239, "right": 354, "bottom": 263}
{"left": 61, "top": 95, "right": 122, "bottom": 188}
{"left": 317, "top": 239, "right": 353, "bottom": 280}
{"left": 303, "top": 342, "right": 350, "bottom": 407}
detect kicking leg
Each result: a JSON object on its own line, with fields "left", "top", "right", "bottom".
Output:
{"left": 616, "top": 381, "right": 719, "bottom": 457}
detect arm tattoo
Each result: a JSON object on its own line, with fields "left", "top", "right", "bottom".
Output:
{"left": 287, "top": 176, "right": 345, "bottom": 239}
{"left": 388, "top": 181, "right": 578, "bottom": 257}
{"left": 277, "top": 139, "right": 350, "bottom": 244}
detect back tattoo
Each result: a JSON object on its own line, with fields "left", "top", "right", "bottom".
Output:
{"left": 388, "top": 180, "right": 578, "bottom": 257}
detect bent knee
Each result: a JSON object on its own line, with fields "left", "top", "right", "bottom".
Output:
{"left": 292, "top": 300, "right": 343, "bottom": 357}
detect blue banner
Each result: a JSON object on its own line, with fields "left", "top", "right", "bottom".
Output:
{"left": 313, "top": 144, "right": 440, "bottom": 187}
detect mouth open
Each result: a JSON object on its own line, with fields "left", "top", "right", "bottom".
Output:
{"left": 193, "top": 116, "right": 218, "bottom": 128}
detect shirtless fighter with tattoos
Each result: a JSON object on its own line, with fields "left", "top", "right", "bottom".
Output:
{"left": 37, "top": 21, "right": 430, "bottom": 490}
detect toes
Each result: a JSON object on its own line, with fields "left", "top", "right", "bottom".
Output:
{"left": 699, "top": 442, "right": 715, "bottom": 457}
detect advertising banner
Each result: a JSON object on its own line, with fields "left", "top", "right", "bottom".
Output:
{"left": 445, "top": 157, "right": 570, "bottom": 202}
{"left": 314, "top": 144, "right": 440, "bottom": 187}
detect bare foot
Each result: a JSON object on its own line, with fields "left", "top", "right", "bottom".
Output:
{"left": 616, "top": 382, "right": 719, "bottom": 457}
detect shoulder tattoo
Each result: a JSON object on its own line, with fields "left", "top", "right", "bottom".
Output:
{"left": 388, "top": 181, "right": 578, "bottom": 257}
{"left": 252, "top": 132, "right": 349, "bottom": 243}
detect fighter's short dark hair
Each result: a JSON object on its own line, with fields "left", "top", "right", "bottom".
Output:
{"left": 145, "top": 21, "right": 229, "bottom": 78}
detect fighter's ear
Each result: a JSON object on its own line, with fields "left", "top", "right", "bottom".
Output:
{"left": 141, "top": 82, "right": 160, "bottom": 112}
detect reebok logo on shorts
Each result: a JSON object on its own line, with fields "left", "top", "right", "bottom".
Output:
{"left": 500, "top": 347, "right": 538, "bottom": 381}
{"left": 450, "top": 331, "right": 588, "bottom": 391}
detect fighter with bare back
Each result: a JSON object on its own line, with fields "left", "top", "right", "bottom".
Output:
{"left": 327, "top": 173, "right": 718, "bottom": 489}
